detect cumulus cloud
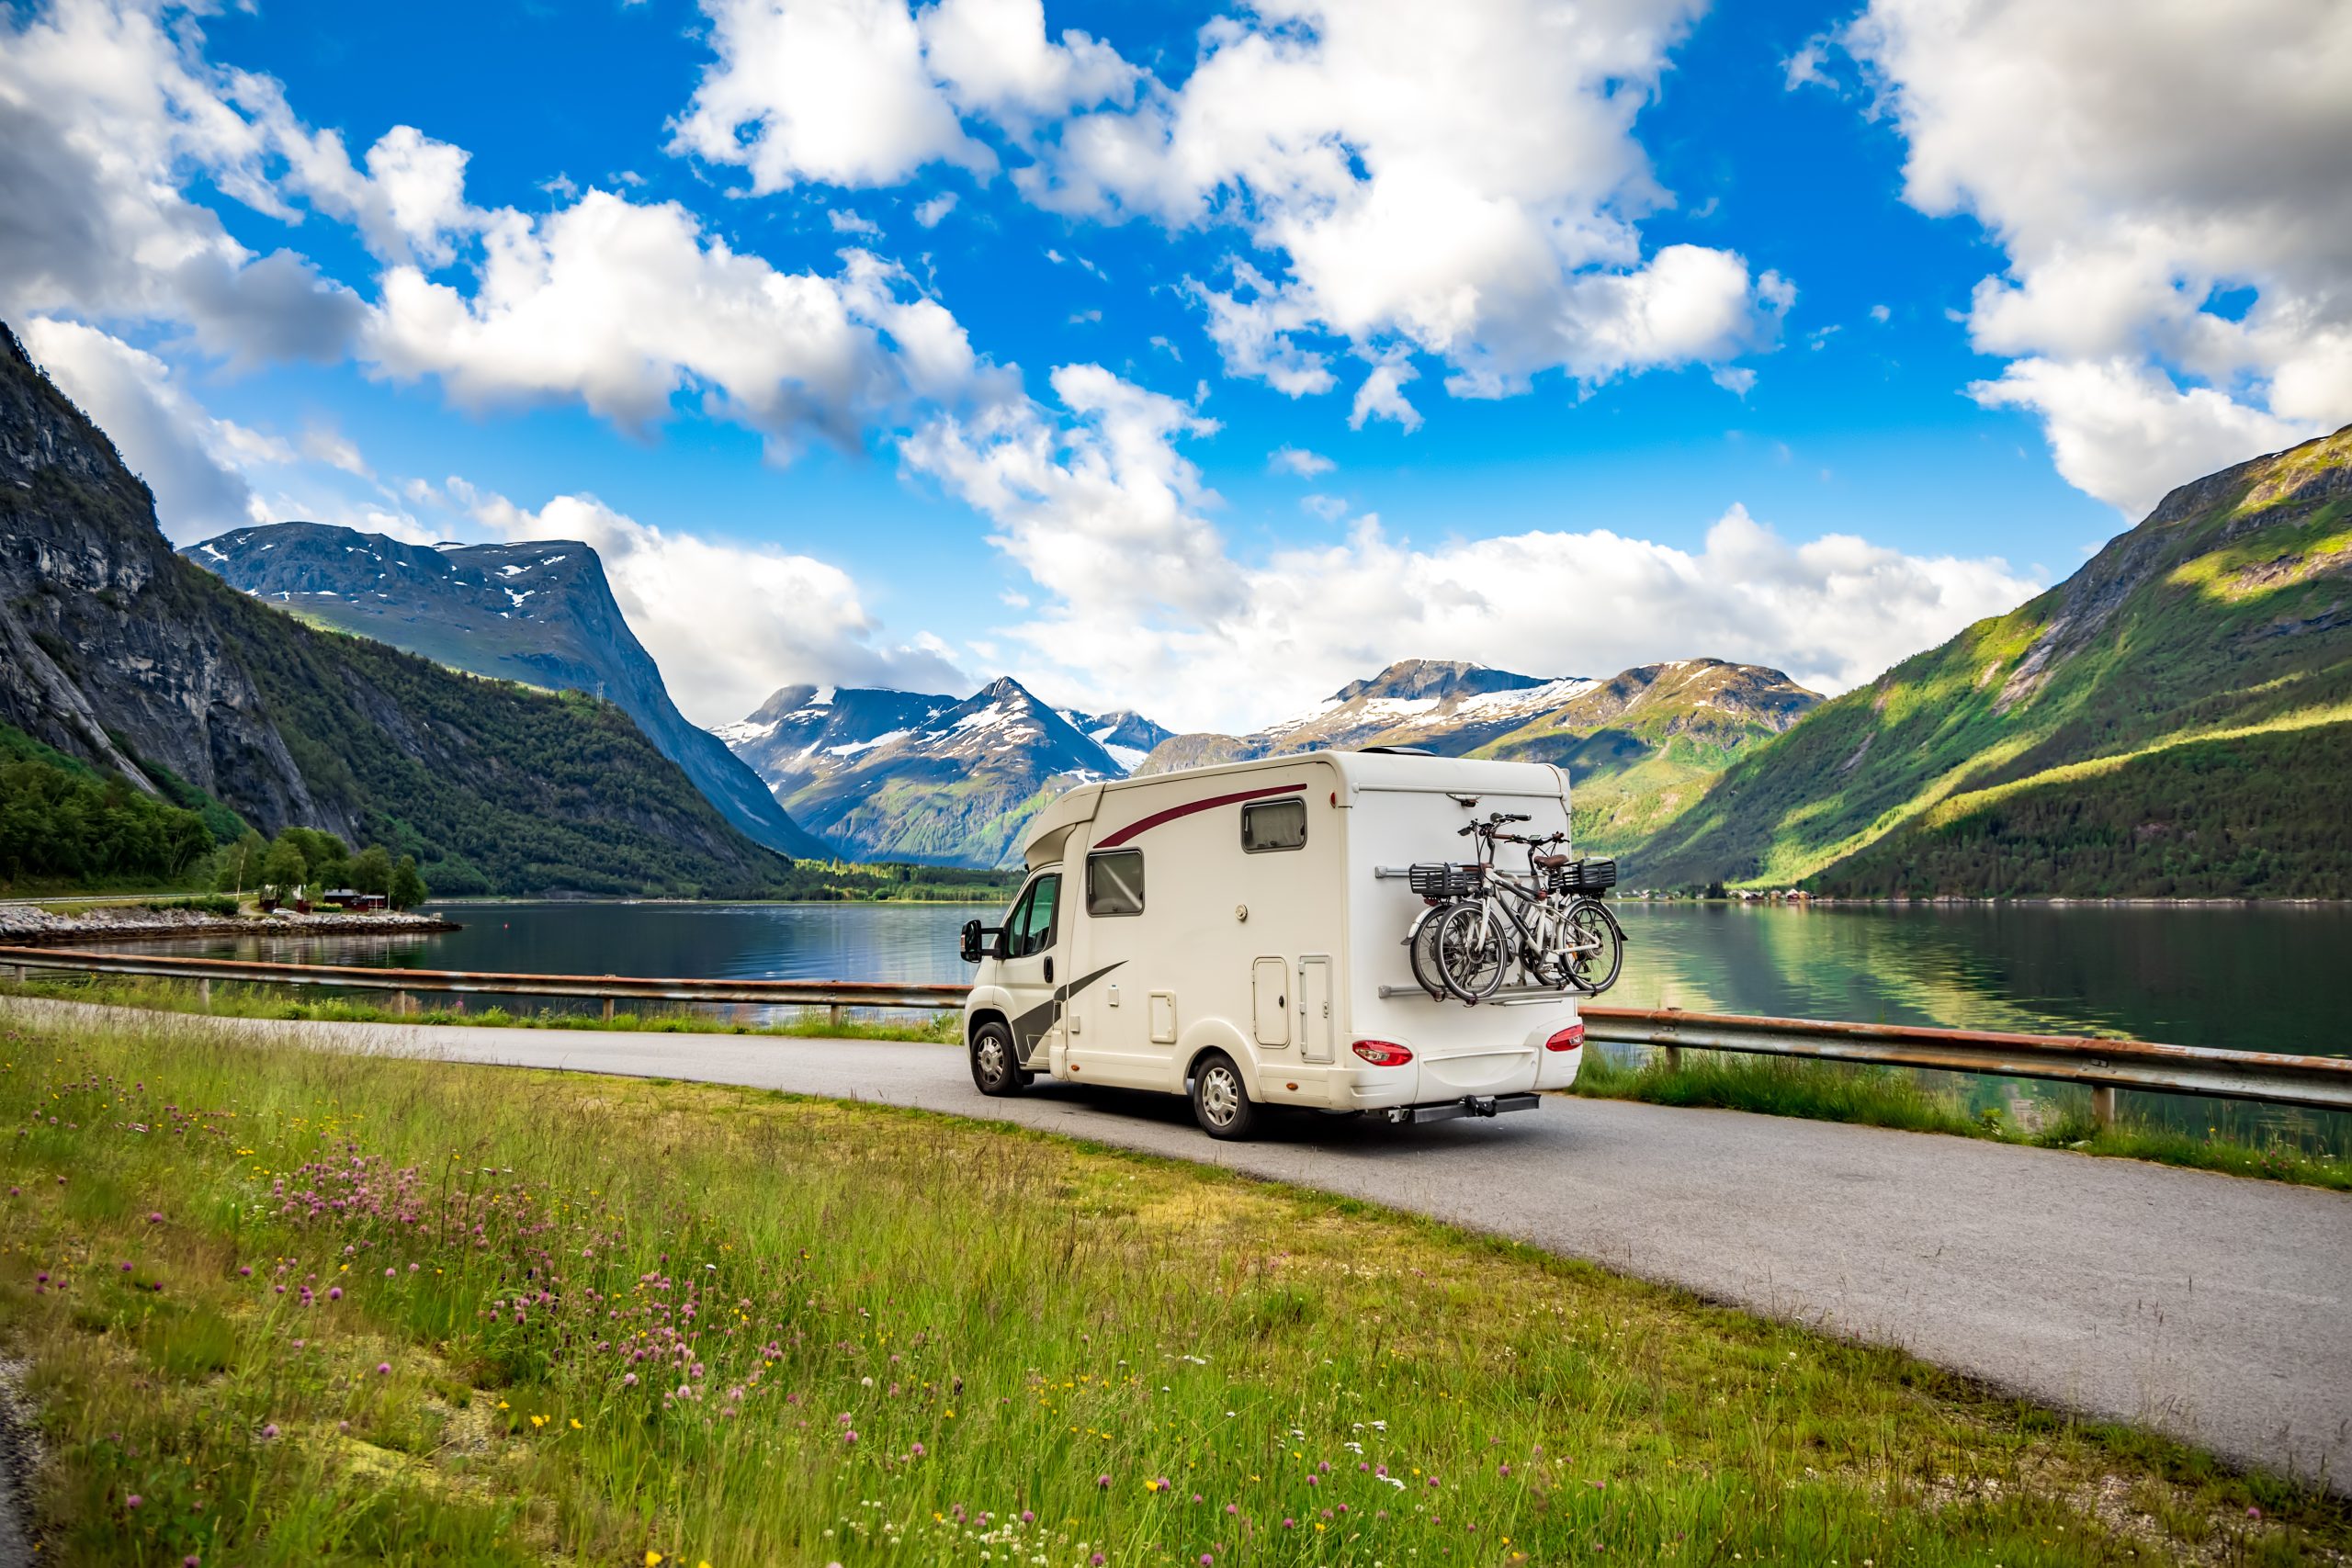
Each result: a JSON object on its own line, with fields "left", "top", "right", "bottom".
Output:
{"left": 366, "top": 194, "right": 1003, "bottom": 457}
{"left": 22, "top": 317, "right": 272, "bottom": 542}
{"left": 0, "top": 0, "right": 364, "bottom": 364}
{"left": 1838, "top": 0, "right": 2352, "bottom": 513}
{"left": 463, "top": 486, "right": 967, "bottom": 724}
{"left": 668, "top": 0, "right": 1134, "bottom": 193}
{"left": 1267, "top": 445, "right": 1333, "bottom": 478}
{"left": 665, "top": 0, "right": 1787, "bottom": 412}
{"left": 1018, "top": 0, "right": 1788, "bottom": 401}
{"left": 1967, "top": 358, "right": 2321, "bottom": 519}
{"left": 904, "top": 363, "right": 2037, "bottom": 731}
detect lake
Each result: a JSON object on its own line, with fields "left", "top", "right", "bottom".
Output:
{"left": 120, "top": 898, "right": 2349, "bottom": 1147}
{"left": 122, "top": 897, "right": 2350, "bottom": 1049}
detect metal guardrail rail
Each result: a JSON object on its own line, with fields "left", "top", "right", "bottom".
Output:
{"left": 3, "top": 945, "right": 2347, "bottom": 1116}
{"left": 0, "top": 945, "right": 963, "bottom": 1022}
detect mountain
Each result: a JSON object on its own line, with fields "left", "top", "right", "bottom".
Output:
{"left": 1136, "top": 657, "right": 1819, "bottom": 850}
{"left": 1638, "top": 424, "right": 2352, "bottom": 897}
{"left": 0, "top": 320, "right": 797, "bottom": 897}
{"left": 1058, "top": 707, "right": 1176, "bottom": 773}
{"left": 1139, "top": 659, "right": 1598, "bottom": 772}
{"left": 181, "top": 521, "right": 825, "bottom": 858}
{"left": 720, "top": 677, "right": 1142, "bottom": 864}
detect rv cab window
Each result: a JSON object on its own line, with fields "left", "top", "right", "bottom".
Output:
{"left": 1005, "top": 874, "right": 1061, "bottom": 957}
{"left": 1240, "top": 796, "right": 1308, "bottom": 852}
{"left": 1086, "top": 849, "right": 1145, "bottom": 915}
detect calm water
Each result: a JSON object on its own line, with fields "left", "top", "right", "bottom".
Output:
{"left": 120, "top": 898, "right": 2351, "bottom": 1145}
{"left": 126, "top": 898, "right": 2350, "bottom": 1054}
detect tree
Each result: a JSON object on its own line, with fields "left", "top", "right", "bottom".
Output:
{"left": 389, "top": 854, "right": 427, "bottom": 910}
{"left": 215, "top": 829, "right": 267, "bottom": 895}
{"left": 262, "top": 837, "right": 308, "bottom": 894}
{"left": 350, "top": 844, "right": 394, "bottom": 897}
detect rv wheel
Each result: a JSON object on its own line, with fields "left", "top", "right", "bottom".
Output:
{"left": 970, "top": 1021, "right": 1024, "bottom": 1097}
{"left": 1190, "top": 1052, "right": 1257, "bottom": 1140}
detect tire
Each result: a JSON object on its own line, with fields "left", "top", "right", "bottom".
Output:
{"left": 1406, "top": 904, "right": 1450, "bottom": 998}
{"left": 969, "top": 1021, "right": 1025, "bottom": 1097}
{"left": 1190, "top": 1051, "right": 1257, "bottom": 1140}
{"left": 1433, "top": 901, "right": 1507, "bottom": 1001}
{"left": 1566, "top": 900, "right": 1624, "bottom": 994}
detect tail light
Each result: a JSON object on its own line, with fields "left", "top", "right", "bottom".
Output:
{"left": 1545, "top": 1023, "right": 1585, "bottom": 1052}
{"left": 1351, "top": 1039, "right": 1414, "bottom": 1067}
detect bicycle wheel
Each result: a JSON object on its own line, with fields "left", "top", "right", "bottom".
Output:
{"left": 1565, "top": 899, "right": 1624, "bottom": 993}
{"left": 1406, "top": 904, "right": 1450, "bottom": 998}
{"left": 1433, "top": 901, "right": 1507, "bottom": 1001}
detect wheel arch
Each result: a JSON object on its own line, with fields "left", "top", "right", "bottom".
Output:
{"left": 1179, "top": 1018, "right": 1257, "bottom": 1093}
{"left": 966, "top": 1005, "right": 1009, "bottom": 1045}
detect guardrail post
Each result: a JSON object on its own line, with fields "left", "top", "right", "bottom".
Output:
{"left": 828, "top": 1003, "right": 845, "bottom": 1032}
{"left": 601, "top": 996, "right": 615, "bottom": 1023}
{"left": 2091, "top": 1085, "right": 2117, "bottom": 1132}
{"left": 1660, "top": 1043, "right": 1682, "bottom": 1074}
{"left": 198, "top": 978, "right": 211, "bottom": 1007}
{"left": 393, "top": 990, "right": 411, "bottom": 1017}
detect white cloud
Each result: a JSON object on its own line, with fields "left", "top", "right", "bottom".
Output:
{"left": 1350, "top": 361, "right": 1421, "bottom": 433}
{"left": 918, "top": 0, "right": 1138, "bottom": 122}
{"left": 464, "top": 487, "right": 968, "bottom": 724}
{"left": 829, "top": 208, "right": 883, "bottom": 234}
{"left": 299, "top": 424, "right": 371, "bottom": 476}
{"left": 670, "top": 0, "right": 994, "bottom": 190}
{"left": 1840, "top": 0, "right": 2352, "bottom": 513}
{"left": 903, "top": 363, "right": 2037, "bottom": 731}
{"left": 0, "top": 0, "right": 364, "bottom": 364}
{"left": 366, "top": 193, "right": 1001, "bottom": 457}
{"left": 22, "top": 317, "right": 268, "bottom": 542}
{"left": 1967, "top": 357, "right": 2321, "bottom": 519}
{"left": 1018, "top": 0, "right": 1787, "bottom": 402}
{"left": 667, "top": 0, "right": 1136, "bottom": 196}
{"left": 902, "top": 364, "right": 1238, "bottom": 628}
{"left": 912, "top": 190, "right": 958, "bottom": 226}
{"left": 1268, "top": 445, "right": 1333, "bottom": 478}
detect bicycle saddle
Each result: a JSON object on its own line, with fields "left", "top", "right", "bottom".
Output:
{"left": 1534, "top": 853, "right": 1569, "bottom": 868}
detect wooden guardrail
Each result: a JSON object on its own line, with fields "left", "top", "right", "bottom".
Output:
{"left": 3, "top": 945, "right": 2347, "bottom": 1119}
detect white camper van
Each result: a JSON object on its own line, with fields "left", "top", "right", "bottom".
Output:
{"left": 958, "top": 751, "right": 1587, "bottom": 1139}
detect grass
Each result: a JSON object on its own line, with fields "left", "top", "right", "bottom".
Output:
{"left": 0, "top": 973, "right": 959, "bottom": 1044}
{"left": 1570, "top": 1051, "right": 2352, "bottom": 1191}
{"left": 0, "top": 1009, "right": 2344, "bottom": 1566}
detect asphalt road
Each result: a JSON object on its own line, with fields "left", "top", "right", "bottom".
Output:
{"left": 9, "top": 998, "right": 2348, "bottom": 1492}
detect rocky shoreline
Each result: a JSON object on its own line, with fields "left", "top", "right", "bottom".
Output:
{"left": 0, "top": 906, "right": 460, "bottom": 946}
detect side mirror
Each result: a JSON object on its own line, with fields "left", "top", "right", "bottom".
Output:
{"left": 959, "top": 919, "right": 984, "bottom": 964}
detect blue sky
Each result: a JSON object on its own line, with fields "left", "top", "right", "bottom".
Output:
{"left": 5, "top": 0, "right": 2345, "bottom": 730}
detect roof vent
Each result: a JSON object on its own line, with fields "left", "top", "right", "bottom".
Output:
{"left": 1358, "top": 745, "right": 1435, "bottom": 756}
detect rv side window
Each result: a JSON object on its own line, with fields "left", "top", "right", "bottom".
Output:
{"left": 1005, "top": 874, "right": 1060, "bottom": 957}
{"left": 1086, "top": 850, "right": 1145, "bottom": 916}
{"left": 1240, "top": 797, "right": 1307, "bottom": 852}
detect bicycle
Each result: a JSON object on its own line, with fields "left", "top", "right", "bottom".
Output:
{"left": 1412, "top": 814, "right": 1625, "bottom": 1003}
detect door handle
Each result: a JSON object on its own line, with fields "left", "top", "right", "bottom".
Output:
{"left": 1045, "top": 957, "right": 1056, "bottom": 984}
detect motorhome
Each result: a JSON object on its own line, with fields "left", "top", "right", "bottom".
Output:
{"left": 959, "top": 750, "right": 1587, "bottom": 1139}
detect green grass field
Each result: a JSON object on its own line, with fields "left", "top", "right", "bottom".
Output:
{"left": 0, "top": 1009, "right": 2345, "bottom": 1565}
{"left": 7, "top": 974, "right": 2346, "bottom": 1194}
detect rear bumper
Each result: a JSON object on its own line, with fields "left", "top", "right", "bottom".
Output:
{"left": 1381, "top": 1093, "right": 1542, "bottom": 1125}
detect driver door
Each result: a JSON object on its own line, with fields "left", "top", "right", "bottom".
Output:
{"left": 999, "top": 872, "right": 1063, "bottom": 1068}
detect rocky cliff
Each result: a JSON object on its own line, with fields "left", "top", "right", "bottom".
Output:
{"left": 0, "top": 321, "right": 797, "bottom": 896}
{"left": 184, "top": 521, "right": 826, "bottom": 857}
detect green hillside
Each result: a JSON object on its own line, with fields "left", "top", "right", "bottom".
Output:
{"left": 1634, "top": 425, "right": 2352, "bottom": 894}
{"left": 1470, "top": 660, "right": 1819, "bottom": 852}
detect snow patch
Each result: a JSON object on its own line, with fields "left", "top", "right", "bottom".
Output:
{"left": 823, "top": 728, "right": 910, "bottom": 759}
{"left": 198, "top": 543, "right": 226, "bottom": 561}
{"left": 1104, "top": 744, "right": 1147, "bottom": 773}
{"left": 714, "top": 717, "right": 778, "bottom": 746}
{"left": 808, "top": 686, "right": 836, "bottom": 707}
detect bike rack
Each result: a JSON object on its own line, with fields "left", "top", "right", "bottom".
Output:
{"left": 1375, "top": 983, "right": 1577, "bottom": 1006}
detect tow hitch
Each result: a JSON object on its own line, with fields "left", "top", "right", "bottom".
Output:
{"left": 1385, "top": 1093, "right": 1541, "bottom": 1125}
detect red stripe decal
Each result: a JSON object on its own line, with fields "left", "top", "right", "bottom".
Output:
{"left": 1097, "top": 782, "right": 1309, "bottom": 849}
